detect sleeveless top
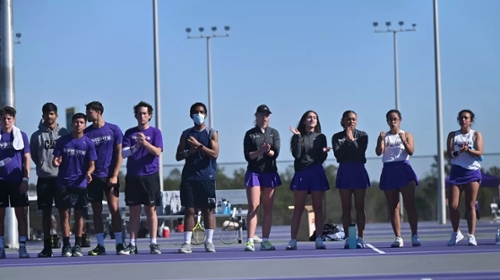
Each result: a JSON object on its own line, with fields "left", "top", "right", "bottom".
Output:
{"left": 382, "top": 130, "right": 410, "bottom": 163}
{"left": 450, "top": 129, "right": 480, "bottom": 170}
{"left": 181, "top": 126, "right": 217, "bottom": 181}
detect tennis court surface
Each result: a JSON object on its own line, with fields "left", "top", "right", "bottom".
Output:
{"left": 1, "top": 221, "right": 499, "bottom": 280}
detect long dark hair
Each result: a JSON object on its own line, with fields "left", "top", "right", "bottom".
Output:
{"left": 289, "top": 110, "right": 322, "bottom": 152}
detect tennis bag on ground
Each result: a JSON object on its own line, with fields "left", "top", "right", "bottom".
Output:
{"left": 81, "top": 233, "right": 91, "bottom": 247}
{"left": 51, "top": 234, "right": 61, "bottom": 249}
{"left": 309, "top": 223, "right": 342, "bottom": 241}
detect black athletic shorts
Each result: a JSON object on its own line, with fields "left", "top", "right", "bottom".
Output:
{"left": 0, "top": 180, "right": 29, "bottom": 208}
{"left": 125, "top": 172, "right": 161, "bottom": 207}
{"left": 36, "top": 177, "right": 57, "bottom": 209}
{"left": 87, "top": 177, "right": 120, "bottom": 202}
{"left": 180, "top": 180, "right": 216, "bottom": 209}
{"left": 54, "top": 187, "right": 89, "bottom": 210}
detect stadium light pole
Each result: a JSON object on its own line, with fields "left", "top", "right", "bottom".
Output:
{"left": 185, "top": 26, "right": 230, "bottom": 129}
{"left": 373, "top": 21, "right": 417, "bottom": 222}
{"left": 152, "top": 0, "right": 163, "bottom": 191}
{"left": 433, "top": 0, "right": 447, "bottom": 225}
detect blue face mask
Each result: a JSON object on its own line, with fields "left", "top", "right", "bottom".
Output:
{"left": 192, "top": 113, "right": 205, "bottom": 125}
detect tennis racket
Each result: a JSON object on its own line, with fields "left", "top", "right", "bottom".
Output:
{"left": 192, "top": 210, "right": 206, "bottom": 245}
{"left": 220, "top": 207, "right": 242, "bottom": 245}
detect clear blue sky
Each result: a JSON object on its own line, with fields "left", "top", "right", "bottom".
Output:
{"left": 13, "top": 0, "right": 500, "bottom": 182}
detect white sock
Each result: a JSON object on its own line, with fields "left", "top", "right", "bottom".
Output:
{"left": 114, "top": 232, "right": 122, "bottom": 244}
{"left": 247, "top": 238, "right": 254, "bottom": 243}
{"left": 130, "top": 238, "right": 136, "bottom": 246}
{"left": 0, "top": 236, "right": 4, "bottom": 248}
{"left": 96, "top": 233, "right": 104, "bottom": 246}
{"left": 206, "top": 229, "right": 214, "bottom": 244}
{"left": 262, "top": 238, "right": 268, "bottom": 242}
{"left": 184, "top": 231, "right": 192, "bottom": 244}
{"left": 150, "top": 237, "right": 157, "bottom": 244}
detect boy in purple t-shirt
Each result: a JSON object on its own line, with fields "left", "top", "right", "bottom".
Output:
{"left": 118, "top": 101, "right": 163, "bottom": 256}
{"left": 53, "top": 113, "right": 97, "bottom": 257}
{"left": 84, "top": 101, "right": 125, "bottom": 255}
{"left": 0, "top": 106, "right": 31, "bottom": 259}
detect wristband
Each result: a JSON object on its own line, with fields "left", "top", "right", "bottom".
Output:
{"left": 22, "top": 177, "right": 29, "bottom": 182}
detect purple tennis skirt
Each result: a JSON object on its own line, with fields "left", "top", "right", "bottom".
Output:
{"left": 379, "top": 160, "right": 419, "bottom": 191}
{"left": 290, "top": 164, "right": 330, "bottom": 192}
{"left": 335, "top": 162, "right": 371, "bottom": 190}
{"left": 448, "top": 164, "right": 482, "bottom": 186}
{"left": 244, "top": 170, "right": 282, "bottom": 188}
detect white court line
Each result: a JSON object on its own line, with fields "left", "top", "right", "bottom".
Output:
{"left": 365, "top": 243, "right": 386, "bottom": 254}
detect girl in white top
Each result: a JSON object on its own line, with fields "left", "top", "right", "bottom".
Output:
{"left": 375, "top": 110, "right": 420, "bottom": 248}
{"left": 446, "top": 109, "right": 483, "bottom": 247}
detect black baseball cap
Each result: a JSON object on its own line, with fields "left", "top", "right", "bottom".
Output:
{"left": 256, "top": 104, "right": 272, "bottom": 114}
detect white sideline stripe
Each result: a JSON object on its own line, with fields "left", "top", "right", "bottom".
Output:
{"left": 365, "top": 243, "right": 386, "bottom": 254}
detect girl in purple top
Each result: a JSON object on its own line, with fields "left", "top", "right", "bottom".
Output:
{"left": 286, "top": 110, "right": 330, "bottom": 250}
{"left": 243, "top": 104, "right": 281, "bottom": 252}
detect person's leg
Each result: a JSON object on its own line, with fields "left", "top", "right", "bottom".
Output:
{"left": 352, "top": 189, "right": 366, "bottom": 238}
{"left": 200, "top": 180, "right": 216, "bottom": 252}
{"left": 400, "top": 181, "right": 420, "bottom": 246}
{"left": 260, "top": 186, "right": 276, "bottom": 250}
{"left": 339, "top": 189, "right": 353, "bottom": 238}
{"left": 289, "top": 191, "right": 308, "bottom": 240}
{"left": 464, "top": 181, "right": 480, "bottom": 245}
{"left": 71, "top": 187, "right": 89, "bottom": 257}
{"left": 54, "top": 187, "right": 73, "bottom": 257}
{"left": 87, "top": 179, "right": 106, "bottom": 255}
{"left": 106, "top": 181, "right": 123, "bottom": 249}
{"left": 36, "top": 178, "right": 56, "bottom": 256}
{"left": 244, "top": 177, "right": 261, "bottom": 251}
{"left": 119, "top": 176, "right": 141, "bottom": 255}
{"left": 179, "top": 180, "right": 195, "bottom": 253}
{"left": 447, "top": 184, "right": 464, "bottom": 246}
{"left": 384, "top": 189, "right": 403, "bottom": 247}
{"left": 311, "top": 191, "right": 325, "bottom": 249}
{"left": 10, "top": 181, "right": 29, "bottom": 258}
{"left": 0, "top": 183, "right": 7, "bottom": 258}
{"left": 144, "top": 173, "right": 161, "bottom": 254}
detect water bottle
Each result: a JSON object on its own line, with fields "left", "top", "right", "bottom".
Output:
{"left": 0, "top": 157, "right": 11, "bottom": 167}
{"left": 216, "top": 201, "right": 222, "bottom": 214}
{"left": 348, "top": 224, "right": 357, "bottom": 249}
{"left": 495, "top": 228, "right": 500, "bottom": 245}
{"left": 226, "top": 201, "right": 232, "bottom": 214}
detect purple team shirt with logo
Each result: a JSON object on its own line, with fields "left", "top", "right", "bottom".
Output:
{"left": 53, "top": 134, "right": 98, "bottom": 188}
{"left": 123, "top": 126, "right": 163, "bottom": 176}
{"left": 0, "top": 131, "right": 30, "bottom": 182}
{"left": 84, "top": 123, "right": 123, "bottom": 178}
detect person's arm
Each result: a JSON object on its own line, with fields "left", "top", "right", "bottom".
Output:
{"left": 121, "top": 131, "right": 136, "bottom": 158}
{"left": 87, "top": 139, "right": 97, "bottom": 176}
{"left": 29, "top": 132, "right": 40, "bottom": 166}
{"left": 332, "top": 133, "right": 348, "bottom": 159}
{"left": 291, "top": 134, "right": 302, "bottom": 159}
{"left": 52, "top": 138, "right": 62, "bottom": 167}
{"left": 267, "top": 129, "right": 280, "bottom": 159}
{"left": 244, "top": 132, "right": 262, "bottom": 161}
{"left": 22, "top": 133, "right": 30, "bottom": 179}
{"left": 401, "top": 132, "right": 415, "bottom": 156}
{"left": 112, "top": 127, "right": 124, "bottom": 178}
{"left": 466, "top": 131, "right": 484, "bottom": 157}
{"left": 317, "top": 134, "right": 328, "bottom": 163}
{"left": 141, "top": 130, "right": 162, "bottom": 157}
{"left": 199, "top": 130, "right": 219, "bottom": 159}
{"left": 375, "top": 133, "right": 385, "bottom": 156}
{"left": 358, "top": 131, "right": 368, "bottom": 154}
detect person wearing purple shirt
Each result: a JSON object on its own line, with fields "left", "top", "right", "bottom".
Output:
{"left": 118, "top": 101, "right": 163, "bottom": 256}
{"left": 0, "top": 106, "right": 31, "bottom": 259}
{"left": 84, "top": 101, "right": 125, "bottom": 255}
{"left": 53, "top": 113, "right": 97, "bottom": 258}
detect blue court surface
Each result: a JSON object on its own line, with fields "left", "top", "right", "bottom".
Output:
{"left": 1, "top": 221, "right": 499, "bottom": 280}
